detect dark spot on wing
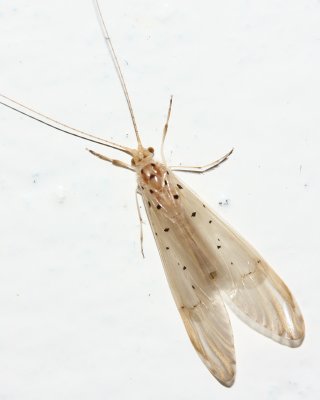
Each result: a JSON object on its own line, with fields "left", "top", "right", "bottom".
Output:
{"left": 150, "top": 174, "right": 156, "bottom": 180}
{"left": 242, "top": 271, "right": 254, "bottom": 279}
{"left": 173, "top": 194, "right": 179, "bottom": 199}
{"left": 191, "top": 212, "right": 196, "bottom": 217}
{"left": 141, "top": 168, "right": 144, "bottom": 174}
{"left": 202, "top": 204, "right": 206, "bottom": 208}
{"left": 164, "top": 228, "right": 170, "bottom": 232}
{"left": 157, "top": 204, "right": 162, "bottom": 210}
{"left": 183, "top": 266, "right": 187, "bottom": 270}
{"left": 165, "top": 180, "right": 168, "bottom": 185}
{"left": 150, "top": 189, "right": 154, "bottom": 194}
{"left": 217, "top": 245, "right": 221, "bottom": 249}
{"left": 192, "top": 285, "right": 195, "bottom": 290}
{"left": 177, "top": 184, "right": 183, "bottom": 189}
{"left": 148, "top": 201, "right": 151, "bottom": 207}
{"left": 209, "top": 220, "right": 212, "bottom": 224}
{"left": 231, "top": 261, "right": 233, "bottom": 265}
{"left": 209, "top": 271, "right": 217, "bottom": 280}
{"left": 151, "top": 163, "right": 156, "bottom": 167}
{"left": 257, "top": 259, "right": 261, "bottom": 264}
{"left": 166, "top": 246, "right": 170, "bottom": 250}
{"left": 166, "top": 171, "right": 170, "bottom": 175}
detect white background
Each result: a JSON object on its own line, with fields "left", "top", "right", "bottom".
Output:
{"left": 0, "top": 0, "right": 319, "bottom": 399}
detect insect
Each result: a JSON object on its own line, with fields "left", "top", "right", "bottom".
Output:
{"left": 0, "top": 0, "right": 304, "bottom": 387}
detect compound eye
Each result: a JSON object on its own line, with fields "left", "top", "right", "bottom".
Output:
{"left": 148, "top": 147, "right": 154, "bottom": 154}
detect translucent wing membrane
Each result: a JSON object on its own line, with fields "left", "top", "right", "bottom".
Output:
{"left": 139, "top": 165, "right": 304, "bottom": 385}
{"left": 142, "top": 189, "right": 236, "bottom": 386}
{"left": 166, "top": 176, "right": 305, "bottom": 348}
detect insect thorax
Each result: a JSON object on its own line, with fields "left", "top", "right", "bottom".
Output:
{"left": 137, "top": 161, "right": 183, "bottom": 220}
{"left": 138, "top": 161, "right": 168, "bottom": 192}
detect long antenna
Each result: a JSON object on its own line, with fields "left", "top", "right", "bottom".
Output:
{"left": 0, "top": 94, "right": 133, "bottom": 155}
{"left": 93, "top": 0, "right": 142, "bottom": 148}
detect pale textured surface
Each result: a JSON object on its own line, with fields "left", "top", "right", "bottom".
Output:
{"left": 0, "top": 0, "right": 319, "bottom": 399}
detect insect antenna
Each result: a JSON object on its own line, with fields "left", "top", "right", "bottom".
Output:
{"left": 0, "top": 93, "right": 133, "bottom": 156}
{"left": 0, "top": 1, "right": 143, "bottom": 157}
{"left": 93, "top": 0, "right": 143, "bottom": 149}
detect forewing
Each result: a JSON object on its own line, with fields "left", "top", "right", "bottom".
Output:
{"left": 164, "top": 173, "right": 305, "bottom": 347}
{"left": 141, "top": 189, "right": 236, "bottom": 387}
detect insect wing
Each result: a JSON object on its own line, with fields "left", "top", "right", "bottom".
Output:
{"left": 159, "top": 172, "right": 305, "bottom": 348}
{"left": 141, "top": 174, "right": 236, "bottom": 386}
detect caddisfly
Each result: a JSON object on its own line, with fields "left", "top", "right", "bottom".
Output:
{"left": 0, "top": 0, "right": 304, "bottom": 387}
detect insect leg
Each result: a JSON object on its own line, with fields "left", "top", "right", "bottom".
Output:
{"left": 170, "top": 148, "right": 234, "bottom": 174}
{"left": 87, "top": 148, "right": 134, "bottom": 171}
{"left": 161, "top": 96, "right": 173, "bottom": 162}
{"left": 135, "top": 188, "right": 145, "bottom": 258}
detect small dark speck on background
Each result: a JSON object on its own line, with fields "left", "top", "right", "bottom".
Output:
{"left": 32, "top": 173, "right": 39, "bottom": 184}
{"left": 219, "top": 199, "right": 230, "bottom": 207}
